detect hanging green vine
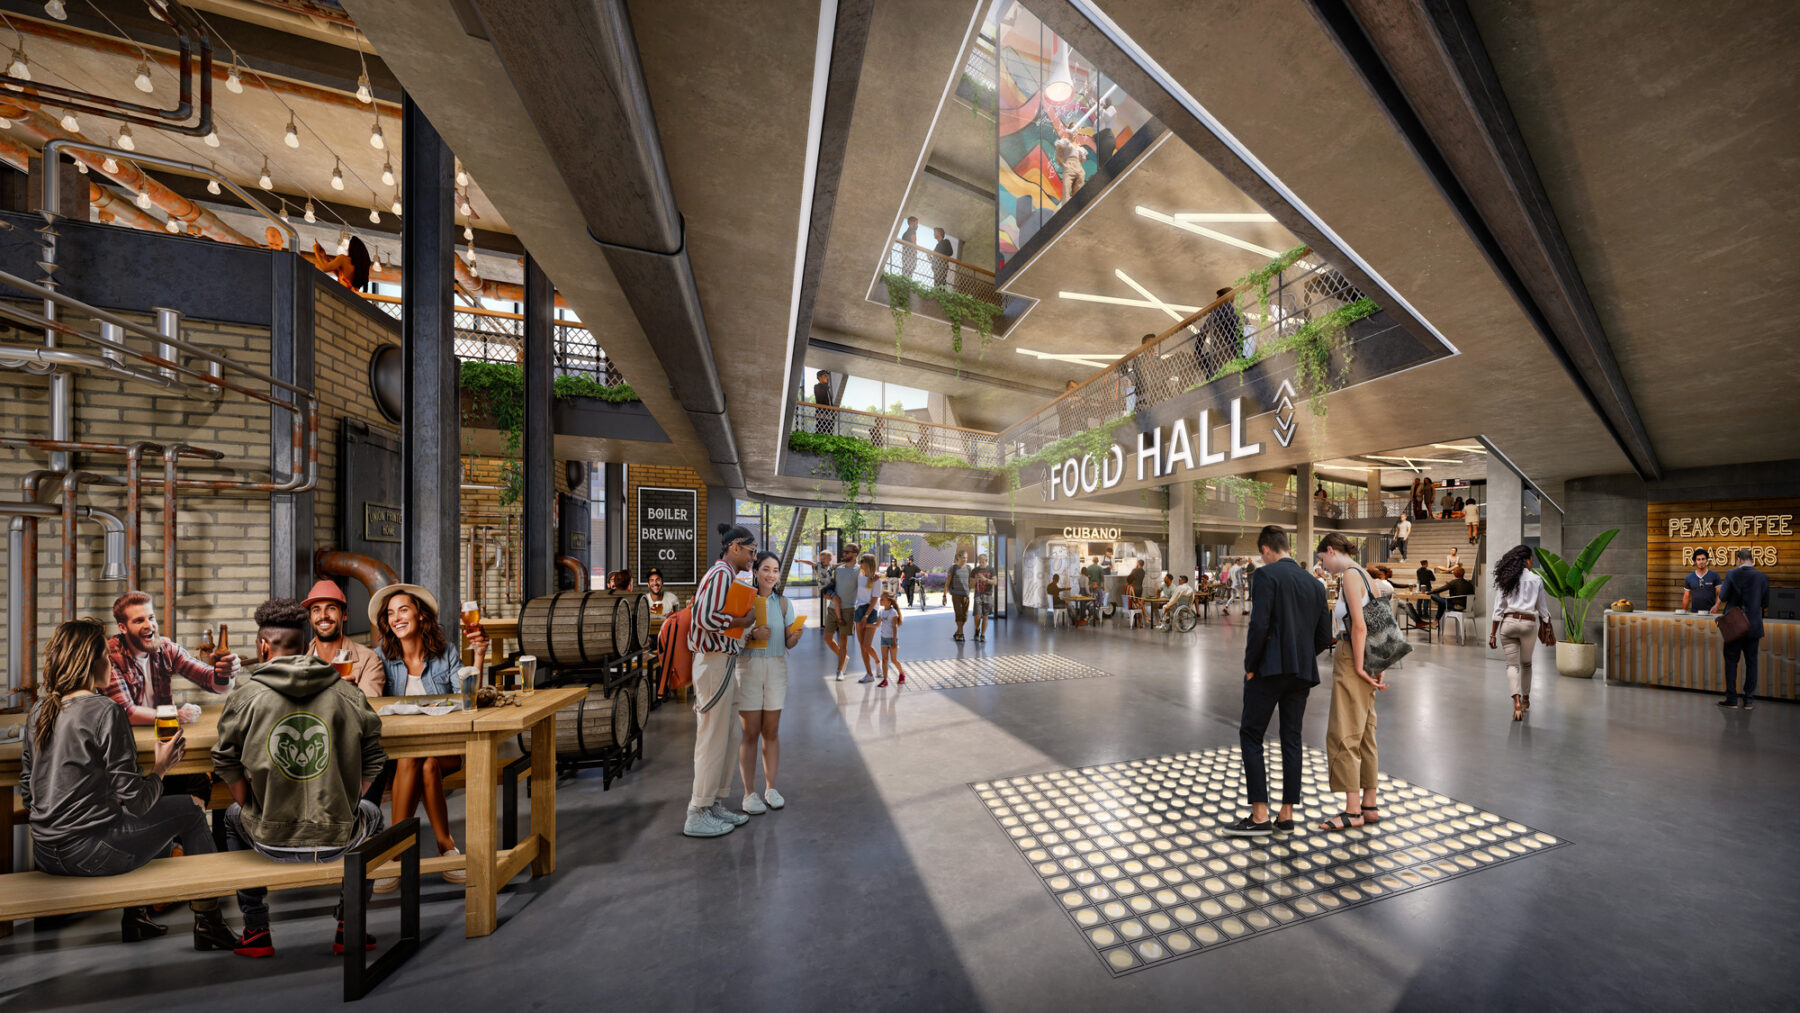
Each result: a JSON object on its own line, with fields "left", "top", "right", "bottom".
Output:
{"left": 459, "top": 361, "right": 639, "bottom": 505}
{"left": 960, "top": 71, "right": 995, "bottom": 122}
{"left": 787, "top": 430, "right": 991, "bottom": 542}
{"left": 1196, "top": 475, "right": 1275, "bottom": 522}
{"left": 1202, "top": 297, "right": 1377, "bottom": 416}
{"left": 879, "top": 271, "right": 1004, "bottom": 369}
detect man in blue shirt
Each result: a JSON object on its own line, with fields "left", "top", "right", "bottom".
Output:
{"left": 1681, "top": 548, "right": 1722, "bottom": 613}
{"left": 1712, "top": 548, "right": 1769, "bottom": 709}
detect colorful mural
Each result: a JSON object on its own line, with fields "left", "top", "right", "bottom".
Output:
{"left": 994, "top": 1, "right": 1155, "bottom": 274}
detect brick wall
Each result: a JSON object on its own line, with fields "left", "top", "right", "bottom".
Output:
{"left": 311, "top": 284, "right": 401, "bottom": 554}
{"left": 459, "top": 453, "right": 584, "bottom": 616}
{"left": 0, "top": 311, "right": 275, "bottom": 683}
{"left": 625, "top": 464, "right": 708, "bottom": 592}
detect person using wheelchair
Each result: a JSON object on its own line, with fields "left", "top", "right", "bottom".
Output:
{"left": 1159, "top": 576, "right": 1197, "bottom": 629}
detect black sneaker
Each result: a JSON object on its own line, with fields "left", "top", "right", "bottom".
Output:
{"left": 1741, "top": 700, "right": 1754, "bottom": 711}
{"left": 1273, "top": 816, "right": 1296, "bottom": 834}
{"left": 1223, "top": 816, "right": 1273, "bottom": 837}
{"left": 333, "top": 920, "right": 377, "bottom": 954}
{"left": 1718, "top": 699, "right": 1739, "bottom": 708}
{"left": 234, "top": 926, "right": 274, "bottom": 959}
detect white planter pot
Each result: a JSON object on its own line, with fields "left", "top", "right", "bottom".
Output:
{"left": 1556, "top": 640, "right": 1598, "bottom": 679}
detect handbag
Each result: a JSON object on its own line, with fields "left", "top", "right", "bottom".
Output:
{"left": 1347, "top": 567, "right": 1412, "bottom": 675}
{"left": 1716, "top": 605, "right": 1751, "bottom": 644}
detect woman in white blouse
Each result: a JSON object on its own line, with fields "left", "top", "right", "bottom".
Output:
{"left": 1488, "top": 545, "right": 1554, "bottom": 721}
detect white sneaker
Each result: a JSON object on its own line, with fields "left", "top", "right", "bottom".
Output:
{"left": 763, "top": 787, "right": 785, "bottom": 809}
{"left": 440, "top": 847, "right": 466, "bottom": 885}
{"left": 372, "top": 876, "right": 399, "bottom": 894}
{"left": 743, "top": 792, "right": 767, "bottom": 815}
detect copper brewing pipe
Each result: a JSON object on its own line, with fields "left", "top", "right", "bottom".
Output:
{"left": 60, "top": 471, "right": 126, "bottom": 619}
{"left": 316, "top": 550, "right": 399, "bottom": 599}
{"left": 0, "top": 132, "right": 30, "bottom": 171}
{"left": 557, "top": 555, "right": 588, "bottom": 591}
{"left": 124, "top": 441, "right": 166, "bottom": 589}
{"left": 18, "top": 469, "right": 62, "bottom": 694}
{"left": 163, "top": 446, "right": 181, "bottom": 638}
{"left": 88, "top": 182, "right": 165, "bottom": 232}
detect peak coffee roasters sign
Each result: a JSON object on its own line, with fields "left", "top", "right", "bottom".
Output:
{"left": 1040, "top": 395, "right": 1278, "bottom": 502}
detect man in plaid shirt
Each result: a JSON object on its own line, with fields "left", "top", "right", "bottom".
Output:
{"left": 683, "top": 524, "right": 762, "bottom": 838}
{"left": 105, "top": 590, "right": 239, "bottom": 725}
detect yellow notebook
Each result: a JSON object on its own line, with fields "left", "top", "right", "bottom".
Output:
{"left": 720, "top": 580, "right": 757, "bottom": 641}
{"left": 746, "top": 595, "right": 770, "bottom": 649}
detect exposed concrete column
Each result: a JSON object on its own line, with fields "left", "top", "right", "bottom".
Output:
{"left": 400, "top": 95, "right": 460, "bottom": 612}
{"left": 521, "top": 254, "right": 555, "bottom": 600}
{"left": 1367, "top": 468, "right": 1382, "bottom": 520}
{"left": 604, "top": 462, "right": 626, "bottom": 572}
{"left": 1296, "top": 463, "right": 1316, "bottom": 566}
{"left": 1484, "top": 457, "right": 1524, "bottom": 660}
{"left": 1168, "top": 480, "right": 1194, "bottom": 580}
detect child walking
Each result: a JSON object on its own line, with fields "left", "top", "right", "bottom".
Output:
{"left": 874, "top": 592, "right": 907, "bottom": 687}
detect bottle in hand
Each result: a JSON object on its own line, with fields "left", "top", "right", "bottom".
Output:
{"left": 155, "top": 704, "right": 179, "bottom": 742}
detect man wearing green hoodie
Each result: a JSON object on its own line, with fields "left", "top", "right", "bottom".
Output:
{"left": 212, "top": 598, "right": 387, "bottom": 958}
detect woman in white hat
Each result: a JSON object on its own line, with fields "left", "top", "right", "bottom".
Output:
{"left": 368, "top": 583, "right": 487, "bottom": 890}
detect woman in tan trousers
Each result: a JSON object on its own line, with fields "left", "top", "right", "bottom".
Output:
{"left": 1317, "top": 533, "right": 1389, "bottom": 830}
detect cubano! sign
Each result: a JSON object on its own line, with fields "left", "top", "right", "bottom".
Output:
{"left": 1041, "top": 396, "right": 1272, "bottom": 502}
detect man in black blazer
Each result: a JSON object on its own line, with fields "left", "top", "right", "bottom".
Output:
{"left": 1712, "top": 548, "right": 1770, "bottom": 709}
{"left": 1226, "top": 525, "right": 1330, "bottom": 837}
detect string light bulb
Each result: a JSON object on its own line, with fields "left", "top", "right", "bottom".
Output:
{"left": 330, "top": 159, "right": 344, "bottom": 190}
{"left": 225, "top": 61, "right": 243, "bottom": 93}
{"left": 374, "top": 248, "right": 386, "bottom": 271}
{"left": 277, "top": 199, "right": 288, "bottom": 222}
{"left": 380, "top": 160, "right": 394, "bottom": 186}
{"left": 74, "top": 160, "right": 87, "bottom": 174}
{"left": 44, "top": 1, "right": 68, "bottom": 21}
{"left": 0, "top": 114, "right": 12, "bottom": 128}
{"left": 203, "top": 128, "right": 220, "bottom": 147}
{"left": 302, "top": 199, "right": 316, "bottom": 223}
{"left": 165, "top": 217, "right": 181, "bottom": 233}
{"left": 133, "top": 60, "right": 154, "bottom": 93}
{"left": 454, "top": 160, "right": 469, "bottom": 187}
{"left": 457, "top": 192, "right": 473, "bottom": 217}
{"left": 257, "top": 158, "right": 273, "bottom": 190}
{"left": 102, "top": 153, "right": 119, "bottom": 174}
{"left": 368, "top": 118, "right": 384, "bottom": 150}
{"left": 283, "top": 114, "right": 299, "bottom": 148}
{"left": 336, "top": 230, "right": 349, "bottom": 255}
{"left": 135, "top": 187, "right": 152, "bottom": 209}
{"left": 7, "top": 45, "right": 29, "bottom": 81}
{"left": 60, "top": 110, "right": 80, "bottom": 132}
{"left": 369, "top": 204, "right": 381, "bottom": 224}
{"left": 206, "top": 176, "right": 221, "bottom": 196}
{"left": 117, "top": 124, "right": 136, "bottom": 151}
{"left": 390, "top": 192, "right": 402, "bottom": 216}
{"left": 462, "top": 224, "right": 474, "bottom": 243}
{"left": 355, "top": 71, "right": 373, "bottom": 104}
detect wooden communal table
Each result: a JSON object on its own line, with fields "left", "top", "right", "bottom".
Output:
{"left": 1604, "top": 610, "right": 1798, "bottom": 700}
{"left": 0, "top": 686, "right": 585, "bottom": 939}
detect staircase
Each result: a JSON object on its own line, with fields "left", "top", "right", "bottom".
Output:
{"left": 1388, "top": 519, "right": 1481, "bottom": 578}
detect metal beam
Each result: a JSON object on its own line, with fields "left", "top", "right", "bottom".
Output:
{"left": 603, "top": 462, "right": 625, "bottom": 572}
{"left": 1311, "top": 0, "right": 1661, "bottom": 480}
{"left": 269, "top": 252, "right": 313, "bottom": 598}
{"left": 400, "top": 94, "right": 459, "bottom": 610}
{"left": 521, "top": 254, "right": 554, "bottom": 600}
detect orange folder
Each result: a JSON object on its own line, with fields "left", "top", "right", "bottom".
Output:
{"left": 721, "top": 579, "right": 757, "bottom": 641}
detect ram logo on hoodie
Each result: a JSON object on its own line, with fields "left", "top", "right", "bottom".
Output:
{"left": 267, "top": 712, "right": 331, "bottom": 782}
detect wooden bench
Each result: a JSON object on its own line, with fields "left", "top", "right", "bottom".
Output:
{"left": 0, "top": 818, "right": 426, "bottom": 1001}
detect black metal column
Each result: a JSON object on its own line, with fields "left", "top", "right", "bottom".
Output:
{"left": 269, "top": 254, "right": 314, "bottom": 598}
{"left": 400, "top": 95, "right": 460, "bottom": 610}
{"left": 604, "top": 462, "right": 625, "bottom": 572}
{"left": 521, "top": 254, "right": 555, "bottom": 600}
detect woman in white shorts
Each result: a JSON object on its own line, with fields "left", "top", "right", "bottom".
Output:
{"left": 738, "top": 551, "right": 801, "bottom": 814}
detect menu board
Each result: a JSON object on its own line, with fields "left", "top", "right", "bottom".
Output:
{"left": 1646, "top": 498, "right": 1798, "bottom": 610}
{"left": 637, "top": 486, "right": 698, "bottom": 585}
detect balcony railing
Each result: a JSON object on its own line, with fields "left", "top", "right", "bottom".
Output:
{"left": 997, "top": 250, "right": 1366, "bottom": 462}
{"left": 794, "top": 402, "right": 1002, "bottom": 470}
{"left": 881, "top": 239, "right": 1004, "bottom": 310}
{"left": 363, "top": 293, "right": 622, "bottom": 384}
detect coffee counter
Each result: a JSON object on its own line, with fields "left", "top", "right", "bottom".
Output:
{"left": 1603, "top": 610, "right": 1797, "bottom": 700}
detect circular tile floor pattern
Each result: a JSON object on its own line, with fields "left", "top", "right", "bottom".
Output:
{"left": 972, "top": 744, "right": 1568, "bottom": 976}
{"left": 855, "top": 653, "right": 1115, "bottom": 692}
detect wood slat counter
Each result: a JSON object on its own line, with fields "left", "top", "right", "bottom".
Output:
{"left": 1604, "top": 610, "right": 1798, "bottom": 700}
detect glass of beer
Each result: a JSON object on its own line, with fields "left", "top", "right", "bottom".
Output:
{"left": 155, "top": 704, "right": 178, "bottom": 742}
{"left": 461, "top": 599, "right": 481, "bottom": 629}
{"left": 332, "top": 649, "right": 354, "bottom": 682}
{"left": 518, "top": 654, "right": 537, "bottom": 697}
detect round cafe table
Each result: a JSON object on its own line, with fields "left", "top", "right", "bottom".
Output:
{"left": 1062, "top": 594, "right": 1096, "bottom": 625}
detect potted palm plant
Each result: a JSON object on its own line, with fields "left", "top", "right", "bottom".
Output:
{"left": 1532, "top": 530, "right": 1618, "bottom": 678}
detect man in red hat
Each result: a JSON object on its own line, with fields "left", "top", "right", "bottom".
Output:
{"left": 303, "top": 579, "right": 383, "bottom": 699}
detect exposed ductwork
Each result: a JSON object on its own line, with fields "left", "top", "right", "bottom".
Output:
{"left": 556, "top": 554, "right": 587, "bottom": 591}
{"left": 471, "top": 0, "right": 744, "bottom": 491}
{"left": 316, "top": 549, "right": 400, "bottom": 599}
{"left": 86, "top": 182, "right": 167, "bottom": 232}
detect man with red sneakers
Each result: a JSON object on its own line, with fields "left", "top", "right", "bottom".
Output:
{"left": 212, "top": 598, "right": 387, "bottom": 958}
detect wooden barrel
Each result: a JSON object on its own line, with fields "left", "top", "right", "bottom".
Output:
{"left": 629, "top": 595, "right": 652, "bottom": 653}
{"left": 518, "top": 591, "right": 633, "bottom": 667}
{"left": 632, "top": 667, "right": 650, "bottom": 732}
{"left": 529, "top": 694, "right": 633, "bottom": 760}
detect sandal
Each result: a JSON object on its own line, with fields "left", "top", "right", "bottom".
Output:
{"left": 1512, "top": 694, "right": 1523, "bottom": 721}
{"left": 1317, "top": 811, "right": 1363, "bottom": 831}
{"left": 1361, "top": 807, "right": 1381, "bottom": 824}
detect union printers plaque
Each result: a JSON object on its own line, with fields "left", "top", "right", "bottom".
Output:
{"left": 637, "top": 486, "right": 698, "bottom": 584}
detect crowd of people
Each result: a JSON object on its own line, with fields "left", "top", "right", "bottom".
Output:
{"left": 21, "top": 579, "right": 491, "bottom": 956}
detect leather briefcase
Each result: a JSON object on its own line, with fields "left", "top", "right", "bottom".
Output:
{"left": 1716, "top": 605, "right": 1751, "bottom": 644}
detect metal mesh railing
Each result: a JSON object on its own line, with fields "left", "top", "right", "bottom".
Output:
{"left": 795, "top": 402, "right": 1002, "bottom": 470}
{"left": 998, "top": 252, "right": 1366, "bottom": 462}
{"left": 366, "top": 297, "right": 622, "bottom": 384}
{"left": 883, "top": 240, "right": 1004, "bottom": 309}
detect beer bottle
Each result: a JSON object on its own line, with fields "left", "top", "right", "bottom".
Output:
{"left": 215, "top": 624, "right": 230, "bottom": 662}
{"left": 199, "top": 626, "right": 215, "bottom": 657}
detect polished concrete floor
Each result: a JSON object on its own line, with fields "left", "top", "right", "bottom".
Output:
{"left": 8, "top": 608, "right": 1797, "bottom": 1011}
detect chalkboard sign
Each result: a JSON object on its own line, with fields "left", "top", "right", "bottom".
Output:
{"left": 637, "top": 486, "right": 698, "bottom": 584}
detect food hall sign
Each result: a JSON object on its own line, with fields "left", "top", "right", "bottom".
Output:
{"left": 1064, "top": 526, "right": 1122, "bottom": 540}
{"left": 636, "top": 486, "right": 698, "bottom": 584}
{"left": 1042, "top": 396, "right": 1269, "bottom": 501}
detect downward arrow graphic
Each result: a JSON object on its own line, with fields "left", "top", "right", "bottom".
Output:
{"left": 1272, "top": 380, "right": 1299, "bottom": 446}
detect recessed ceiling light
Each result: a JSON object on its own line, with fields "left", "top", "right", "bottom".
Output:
{"left": 1114, "top": 269, "right": 1190, "bottom": 326}
{"left": 1135, "top": 206, "right": 1283, "bottom": 258}
{"left": 1430, "top": 443, "right": 1487, "bottom": 454}
{"left": 1058, "top": 290, "right": 1203, "bottom": 314}
{"left": 1014, "top": 348, "right": 1118, "bottom": 368}
{"left": 1365, "top": 454, "right": 1462, "bottom": 465}
{"left": 1172, "top": 211, "right": 1277, "bottom": 223}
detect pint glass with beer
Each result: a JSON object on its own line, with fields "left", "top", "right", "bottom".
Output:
{"left": 332, "top": 649, "right": 354, "bottom": 682}
{"left": 155, "top": 704, "right": 178, "bottom": 742}
{"left": 518, "top": 655, "right": 537, "bottom": 697}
